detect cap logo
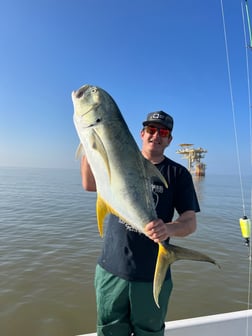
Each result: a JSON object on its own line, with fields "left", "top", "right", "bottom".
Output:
{"left": 152, "top": 113, "right": 165, "bottom": 120}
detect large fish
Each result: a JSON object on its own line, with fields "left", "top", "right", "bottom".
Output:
{"left": 72, "top": 84, "right": 219, "bottom": 307}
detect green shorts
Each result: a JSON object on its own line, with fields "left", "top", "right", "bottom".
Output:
{"left": 94, "top": 264, "right": 173, "bottom": 336}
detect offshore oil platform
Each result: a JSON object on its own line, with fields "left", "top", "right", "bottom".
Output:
{"left": 176, "top": 144, "right": 207, "bottom": 176}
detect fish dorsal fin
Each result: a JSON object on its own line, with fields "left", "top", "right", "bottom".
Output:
{"left": 90, "top": 130, "right": 111, "bottom": 181}
{"left": 143, "top": 158, "right": 168, "bottom": 188}
{"left": 75, "top": 143, "right": 85, "bottom": 160}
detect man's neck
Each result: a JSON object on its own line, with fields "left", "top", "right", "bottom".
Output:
{"left": 142, "top": 151, "right": 165, "bottom": 164}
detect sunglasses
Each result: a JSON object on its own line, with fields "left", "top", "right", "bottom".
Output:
{"left": 144, "top": 125, "right": 171, "bottom": 138}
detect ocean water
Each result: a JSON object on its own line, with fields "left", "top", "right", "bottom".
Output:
{"left": 0, "top": 167, "right": 251, "bottom": 336}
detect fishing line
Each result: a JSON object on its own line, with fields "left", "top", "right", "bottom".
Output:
{"left": 242, "top": 1, "right": 252, "bottom": 168}
{"left": 220, "top": 0, "right": 252, "bottom": 331}
{"left": 220, "top": 0, "right": 246, "bottom": 215}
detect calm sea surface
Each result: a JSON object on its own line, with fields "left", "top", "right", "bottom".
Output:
{"left": 0, "top": 167, "right": 252, "bottom": 336}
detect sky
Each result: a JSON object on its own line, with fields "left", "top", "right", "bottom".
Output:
{"left": 0, "top": 0, "right": 252, "bottom": 175}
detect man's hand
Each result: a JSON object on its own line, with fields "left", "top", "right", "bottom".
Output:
{"left": 145, "top": 211, "right": 197, "bottom": 243}
{"left": 145, "top": 219, "right": 169, "bottom": 243}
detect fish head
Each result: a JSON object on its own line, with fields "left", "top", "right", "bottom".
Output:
{"left": 72, "top": 85, "right": 103, "bottom": 128}
{"left": 72, "top": 84, "right": 119, "bottom": 128}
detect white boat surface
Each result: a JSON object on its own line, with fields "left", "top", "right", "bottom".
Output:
{"left": 77, "top": 309, "right": 252, "bottom": 336}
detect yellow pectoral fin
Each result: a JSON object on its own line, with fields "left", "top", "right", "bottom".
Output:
{"left": 153, "top": 243, "right": 174, "bottom": 308}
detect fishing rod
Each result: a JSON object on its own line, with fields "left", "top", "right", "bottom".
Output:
{"left": 245, "top": 0, "right": 252, "bottom": 48}
{"left": 241, "top": 0, "right": 252, "bottom": 248}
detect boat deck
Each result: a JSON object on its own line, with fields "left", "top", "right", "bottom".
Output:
{"left": 77, "top": 309, "right": 252, "bottom": 336}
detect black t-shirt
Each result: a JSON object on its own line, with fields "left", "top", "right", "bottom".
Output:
{"left": 98, "top": 156, "right": 200, "bottom": 282}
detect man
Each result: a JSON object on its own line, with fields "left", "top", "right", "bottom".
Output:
{"left": 81, "top": 111, "right": 200, "bottom": 336}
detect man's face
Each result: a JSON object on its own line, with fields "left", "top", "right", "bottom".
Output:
{"left": 141, "top": 123, "right": 172, "bottom": 154}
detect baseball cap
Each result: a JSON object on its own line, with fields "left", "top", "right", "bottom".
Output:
{"left": 142, "top": 111, "right": 174, "bottom": 131}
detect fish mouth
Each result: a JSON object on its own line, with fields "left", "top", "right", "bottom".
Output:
{"left": 72, "top": 85, "right": 98, "bottom": 99}
{"left": 72, "top": 85, "right": 90, "bottom": 99}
